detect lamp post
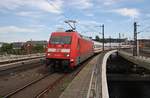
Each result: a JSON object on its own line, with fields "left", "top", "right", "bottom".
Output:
{"left": 133, "top": 22, "right": 139, "bottom": 56}
{"left": 119, "top": 33, "right": 121, "bottom": 50}
{"left": 109, "top": 36, "right": 111, "bottom": 49}
{"left": 96, "top": 24, "right": 105, "bottom": 51}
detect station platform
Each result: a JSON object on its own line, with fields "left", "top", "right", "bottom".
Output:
{"left": 0, "top": 53, "right": 45, "bottom": 72}
{"left": 118, "top": 51, "right": 150, "bottom": 70}
{"left": 0, "top": 53, "right": 45, "bottom": 65}
{"left": 59, "top": 50, "right": 118, "bottom": 98}
{"left": 59, "top": 52, "right": 106, "bottom": 98}
{"left": 121, "top": 48, "right": 150, "bottom": 58}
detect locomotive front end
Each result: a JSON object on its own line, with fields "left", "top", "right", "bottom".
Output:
{"left": 46, "top": 33, "right": 74, "bottom": 71}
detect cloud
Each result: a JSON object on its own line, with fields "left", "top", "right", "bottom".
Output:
{"left": 0, "top": 0, "right": 63, "bottom": 14}
{"left": 86, "top": 13, "right": 94, "bottom": 17}
{"left": 103, "top": 0, "right": 143, "bottom": 6}
{"left": 16, "top": 11, "right": 42, "bottom": 18}
{"left": 112, "top": 8, "right": 140, "bottom": 18}
{"left": 103, "top": 0, "right": 121, "bottom": 5}
{"left": 0, "top": 0, "right": 23, "bottom": 10}
{"left": 78, "top": 20, "right": 100, "bottom": 32}
{"left": 68, "top": 0, "right": 93, "bottom": 9}
{"left": 106, "top": 19, "right": 113, "bottom": 22}
{"left": 146, "top": 14, "right": 150, "bottom": 17}
{"left": 34, "top": 0, "right": 63, "bottom": 14}
{"left": 79, "top": 20, "right": 99, "bottom": 26}
{"left": 0, "top": 26, "right": 40, "bottom": 33}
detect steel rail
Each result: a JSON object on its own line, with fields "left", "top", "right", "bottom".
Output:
{"left": 35, "top": 74, "right": 66, "bottom": 98}
{"left": 3, "top": 73, "right": 50, "bottom": 98}
{"left": 35, "top": 58, "right": 88, "bottom": 98}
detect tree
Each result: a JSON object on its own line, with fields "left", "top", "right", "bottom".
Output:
{"left": 1, "top": 43, "right": 13, "bottom": 54}
{"left": 33, "top": 44, "right": 44, "bottom": 53}
{"left": 95, "top": 35, "right": 100, "bottom": 42}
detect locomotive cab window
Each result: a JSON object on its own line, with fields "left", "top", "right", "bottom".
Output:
{"left": 50, "top": 36, "right": 72, "bottom": 44}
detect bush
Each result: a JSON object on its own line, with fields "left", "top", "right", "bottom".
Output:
{"left": 1, "top": 43, "right": 13, "bottom": 54}
{"left": 32, "top": 44, "right": 45, "bottom": 53}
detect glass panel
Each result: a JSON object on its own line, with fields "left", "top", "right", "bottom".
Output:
{"left": 50, "top": 36, "right": 72, "bottom": 44}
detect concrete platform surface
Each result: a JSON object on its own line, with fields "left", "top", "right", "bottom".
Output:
{"left": 0, "top": 53, "right": 45, "bottom": 63}
{"left": 0, "top": 58, "right": 43, "bottom": 72}
{"left": 118, "top": 51, "right": 150, "bottom": 70}
{"left": 59, "top": 53, "right": 105, "bottom": 98}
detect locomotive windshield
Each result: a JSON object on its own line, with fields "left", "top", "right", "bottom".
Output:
{"left": 50, "top": 36, "right": 72, "bottom": 44}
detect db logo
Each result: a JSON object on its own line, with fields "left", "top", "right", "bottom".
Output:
{"left": 56, "top": 49, "right": 61, "bottom": 52}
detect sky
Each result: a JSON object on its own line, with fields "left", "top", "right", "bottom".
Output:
{"left": 0, "top": 0, "right": 150, "bottom": 42}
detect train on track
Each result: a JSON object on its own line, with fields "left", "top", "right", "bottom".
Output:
{"left": 46, "top": 30, "right": 95, "bottom": 72}
{"left": 45, "top": 29, "right": 129, "bottom": 72}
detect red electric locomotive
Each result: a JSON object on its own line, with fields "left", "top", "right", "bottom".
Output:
{"left": 46, "top": 30, "right": 94, "bottom": 72}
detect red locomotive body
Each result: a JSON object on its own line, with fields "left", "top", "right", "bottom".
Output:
{"left": 46, "top": 31, "right": 94, "bottom": 71}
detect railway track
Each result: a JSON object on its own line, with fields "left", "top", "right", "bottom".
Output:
{"left": 1, "top": 68, "right": 80, "bottom": 98}
{"left": 0, "top": 62, "right": 49, "bottom": 96}
{"left": 35, "top": 62, "right": 85, "bottom": 98}
{"left": 0, "top": 56, "right": 44, "bottom": 65}
{"left": 3, "top": 73, "right": 50, "bottom": 98}
{"left": 1, "top": 54, "right": 97, "bottom": 98}
{"left": 35, "top": 74, "right": 66, "bottom": 98}
{"left": 0, "top": 63, "right": 42, "bottom": 76}
{"left": 2, "top": 73, "right": 67, "bottom": 98}
{"left": 0, "top": 58, "right": 45, "bottom": 76}
{"left": 4, "top": 59, "right": 92, "bottom": 98}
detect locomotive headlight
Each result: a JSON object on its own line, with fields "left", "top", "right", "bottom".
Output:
{"left": 47, "top": 53, "right": 51, "bottom": 56}
{"left": 64, "top": 53, "right": 70, "bottom": 57}
{"left": 66, "top": 54, "right": 70, "bottom": 57}
{"left": 70, "top": 59, "right": 74, "bottom": 62}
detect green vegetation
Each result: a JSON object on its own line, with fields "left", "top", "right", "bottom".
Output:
{"left": 0, "top": 43, "right": 24, "bottom": 55}
{"left": 0, "top": 43, "right": 45, "bottom": 55}
{"left": 0, "top": 43, "right": 13, "bottom": 55}
{"left": 95, "top": 35, "right": 100, "bottom": 42}
{"left": 32, "top": 44, "right": 45, "bottom": 53}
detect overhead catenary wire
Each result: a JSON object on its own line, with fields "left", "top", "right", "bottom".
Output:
{"left": 46, "top": 0, "right": 82, "bottom": 21}
{"left": 139, "top": 25, "right": 150, "bottom": 33}
{"left": 46, "top": 0, "right": 70, "bottom": 19}
{"left": 47, "top": 0, "right": 82, "bottom": 32}
{"left": 46, "top": 0, "right": 101, "bottom": 35}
